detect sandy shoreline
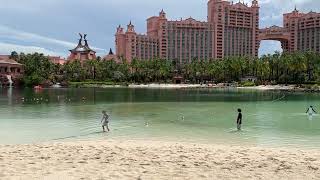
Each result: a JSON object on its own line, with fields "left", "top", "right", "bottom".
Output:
{"left": 129, "top": 84, "right": 307, "bottom": 91}
{"left": 66, "top": 82, "right": 320, "bottom": 92}
{"left": 1, "top": 139, "right": 319, "bottom": 180}
{"left": 81, "top": 83, "right": 313, "bottom": 91}
{"left": 238, "top": 85, "right": 297, "bottom": 91}
{"left": 128, "top": 83, "right": 205, "bottom": 89}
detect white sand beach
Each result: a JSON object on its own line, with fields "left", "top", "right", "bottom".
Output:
{"left": 128, "top": 83, "right": 206, "bottom": 89}
{"left": 81, "top": 83, "right": 311, "bottom": 91}
{"left": 118, "top": 84, "right": 302, "bottom": 91}
{"left": 1, "top": 139, "right": 319, "bottom": 180}
{"left": 238, "top": 85, "right": 297, "bottom": 91}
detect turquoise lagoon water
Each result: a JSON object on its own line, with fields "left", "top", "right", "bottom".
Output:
{"left": 0, "top": 87, "right": 320, "bottom": 148}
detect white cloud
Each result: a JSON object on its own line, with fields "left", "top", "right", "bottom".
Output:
{"left": 0, "top": 0, "right": 61, "bottom": 13}
{"left": 0, "top": 0, "right": 319, "bottom": 57}
{"left": 0, "top": 42, "right": 63, "bottom": 56}
{"left": 0, "top": 25, "right": 105, "bottom": 52}
{"left": 259, "top": 41, "right": 282, "bottom": 56}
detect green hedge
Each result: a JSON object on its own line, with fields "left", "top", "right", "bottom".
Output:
{"left": 240, "top": 81, "right": 256, "bottom": 87}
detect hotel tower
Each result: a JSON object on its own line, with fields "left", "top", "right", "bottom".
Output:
{"left": 113, "top": 0, "right": 320, "bottom": 63}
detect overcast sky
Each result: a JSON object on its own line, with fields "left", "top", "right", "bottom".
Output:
{"left": 0, "top": 0, "right": 319, "bottom": 57}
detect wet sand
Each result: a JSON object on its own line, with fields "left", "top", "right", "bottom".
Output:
{"left": 0, "top": 139, "right": 319, "bottom": 180}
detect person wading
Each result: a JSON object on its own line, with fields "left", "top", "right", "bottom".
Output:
{"left": 101, "top": 111, "right": 110, "bottom": 132}
{"left": 236, "top": 109, "right": 242, "bottom": 131}
{"left": 306, "top": 105, "right": 317, "bottom": 116}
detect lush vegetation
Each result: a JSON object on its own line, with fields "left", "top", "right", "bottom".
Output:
{"left": 11, "top": 52, "right": 58, "bottom": 86}
{"left": 12, "top": 51, "right": 320, "bottom": 87}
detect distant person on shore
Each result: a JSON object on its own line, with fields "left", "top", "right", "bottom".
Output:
{"left": 306, "top": 106, "right": 317, "bottom": 116}
{"left": 101, "top": 111, "right": 110, "bottom": 132}
{"left": 236, "top": 109, "right": 242, "bottom": 131}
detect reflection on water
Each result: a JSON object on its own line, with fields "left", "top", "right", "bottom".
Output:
{"left": 0, "top": 87, "right": 295, "bottom": 104}
{"left": 0, "top": 87, "right": 320, "bottom": 149}
{"left": 7, "top": 87, "right": 12, "bottom": 106}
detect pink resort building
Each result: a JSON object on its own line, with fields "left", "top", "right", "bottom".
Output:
{"left": 115, "top": 0, "right": 259, "bottom": 63}
{"left": 284, "top": 8, "right": 320, "bottom": 53}
{"left": 0, "top": 55, "right": 23, "bottom": 86}
{"left": 68, "top": 33, "right": 96, "bottom": 62}
{"left": 103, "top": 48, "right": 121, "bottom": 63}
{"left": 113, "top": 0, "right": 320, "bottom": 63}
{"left": 0, "top": 55, "right": 23, "bottom": 76}
{"left": 259, "top": 7, "right": 320, "bottom": 53}
{"left": 48, "top": 56, "right": 66, "bottom": 65}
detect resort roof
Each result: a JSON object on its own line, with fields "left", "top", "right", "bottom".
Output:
{"left": 233, "top": 2, "right": 249, "bottom": 9}
{"left": 70, "top": 43, "right": 95, "bottom": 53}
{"left": 0, "top": 57, "right": 22, "bottom": 66}
{"left": 108, "top": 48, "right": 114, "bottom": 55}
{"left": 70, "top": 34, "right": 96, "bottom": 53}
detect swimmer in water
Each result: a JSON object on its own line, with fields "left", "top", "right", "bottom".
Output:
{"left": 181, "top": 114, "right": 185, "bottom": 121}
{"left": 306, "top": 106, "right": 317, "bottom": 116}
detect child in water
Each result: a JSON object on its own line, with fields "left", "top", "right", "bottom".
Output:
{"left": 237, "top": 109, "right": 242, "bottom": 131}
{"left": 101, "top": 111, "right": 110, "bottom": 132}
{"left": 306, "top": 106, "right": 317, "bottom": 116}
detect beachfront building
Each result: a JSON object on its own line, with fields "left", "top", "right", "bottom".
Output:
{"left": 208, "top": 0, "right": 260, "bottom": 58}
{"left": 115, "top": 22, "right": 160, "bottom": 63}
{"left": 259, "top": 7, "right": 320, "bottom": 53}
{"left": 48, "top": 56, "right": 66, "bottom": 65}
{"left": 284, "top": 8, "right": 320, "bottom": 53}
{"left": 103, "top": 48, "right": 121, "bottom": 63}
{"left": 114, "top": 0, "right": 260, "bottom": 63}
{"left": 0, "top": 55, "right": 23, "bottom": 86}
{"left": 113, "top": 0, "right": 320, "bottom": 63}
{"left": 68, "top": 33, "right": 96, "bottom": 62}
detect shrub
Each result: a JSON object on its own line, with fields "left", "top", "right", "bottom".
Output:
{"left": 241, "top": 81, "right": 256, "bottom": 87}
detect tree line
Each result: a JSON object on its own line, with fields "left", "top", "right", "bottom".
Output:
{"left": 10, "top": 51, "right": 320, "bottom": 87}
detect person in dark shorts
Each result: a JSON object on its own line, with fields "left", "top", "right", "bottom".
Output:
{"left": 237, "top": 109, "right": 242, "bottom": 131}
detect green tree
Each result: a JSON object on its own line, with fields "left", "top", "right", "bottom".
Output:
{"left": 18, "top": 53, "right": 55, "bottom": 86}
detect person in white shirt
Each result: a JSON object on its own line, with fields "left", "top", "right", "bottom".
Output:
{"left": 306, "top": 106, "right": 317, "bottom": 116}
{"left": 101, "top": 111, "right": 110, "bottom": 132}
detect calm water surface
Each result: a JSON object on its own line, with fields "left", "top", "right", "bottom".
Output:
{"left": 0, "top": 87, "right": 320, "bottom": 148}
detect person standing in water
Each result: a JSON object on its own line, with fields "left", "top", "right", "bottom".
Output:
{"left": 306, "top": 106, "right": 317, "bottom": 116}
{"left": 236, "top": 109, "right": 242, "bottom": 131}
{"left": 101, "top": 111, "right": 110, "bottom": 132}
